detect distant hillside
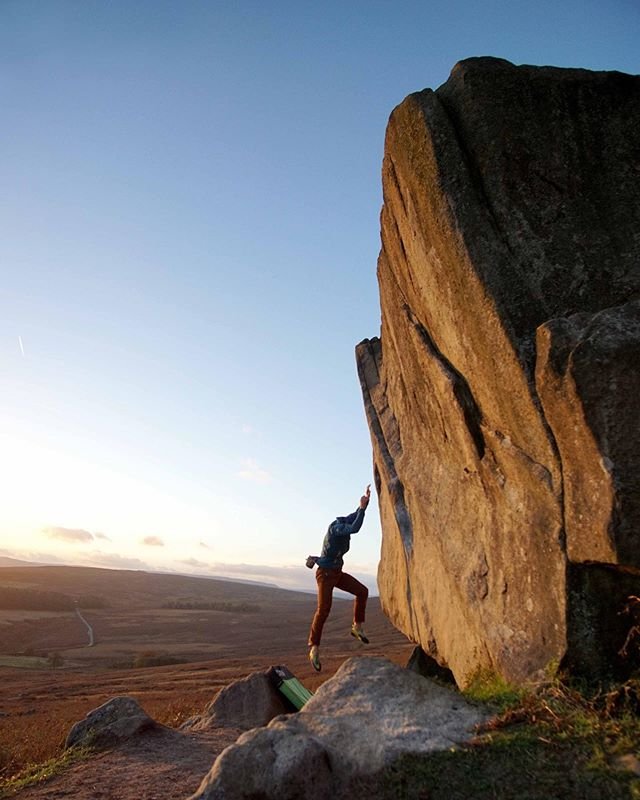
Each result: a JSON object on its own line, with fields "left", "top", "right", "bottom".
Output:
{"left": 0, "top": 558, "right": 279, "bottom": 588}
{"left": 0, "top": 565, "right": 320, "bottom": 609}
{"left": 0, "top": 556, "right": 42, "bottom": 567}
{"left": 156, "top": 569, "right": 278, "bottom": 589}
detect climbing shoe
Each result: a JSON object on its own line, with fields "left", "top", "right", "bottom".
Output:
{"left": 350, "top": 624, "right": 369, "bottom": 644}
{"left": 309, "top": 645, "right": 321, "bottom": 672}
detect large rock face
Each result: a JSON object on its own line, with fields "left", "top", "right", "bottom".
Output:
{"left": 357, "top": 57, "right": 640, "bottom": 686}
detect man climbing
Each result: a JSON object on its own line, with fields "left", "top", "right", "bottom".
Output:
{"left": 307, "top": 484, "right": 371, "bottom": 672}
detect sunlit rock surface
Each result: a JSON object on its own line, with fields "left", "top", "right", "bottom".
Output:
{"left": 357, "top": 57, "right": 640, "bottom": 685}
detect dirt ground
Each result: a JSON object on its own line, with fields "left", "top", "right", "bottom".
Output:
{"left": 11, "top": 725, "right": 246, "bottom": 800}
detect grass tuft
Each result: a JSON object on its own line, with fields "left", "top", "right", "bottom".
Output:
{"left": 0, "top": 745, "right": 94, "bottom": 798}
{"left": 462, "top": 668, "right": 525, "bottom": 712}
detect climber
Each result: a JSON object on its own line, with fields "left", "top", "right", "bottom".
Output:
{"left": 307, "top": 485, "right": 371, "bottom": 672}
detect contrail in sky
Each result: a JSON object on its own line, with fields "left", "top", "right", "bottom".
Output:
{"left": 18, "top": 336, "right": 25, "bottom": 357}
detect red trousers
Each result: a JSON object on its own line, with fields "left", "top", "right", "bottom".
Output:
{"left": 308, "top": 567, "right": 368, "bottom": 646}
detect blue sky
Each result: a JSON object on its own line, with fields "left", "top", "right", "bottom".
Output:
{"left": 1, "top": 0, "right": 638, "bottom": 592}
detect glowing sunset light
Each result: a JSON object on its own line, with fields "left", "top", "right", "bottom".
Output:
{"left": 1, "top": 1, "right": 636, "bottom": 593}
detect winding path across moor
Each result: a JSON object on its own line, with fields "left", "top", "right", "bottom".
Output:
{"left": 74, "top": 605, "right": 95, "bottom": 647}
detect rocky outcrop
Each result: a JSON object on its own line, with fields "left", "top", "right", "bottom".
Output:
{"left": 65, "top": 696, "right": 157, "bottom": 750}
{"left": 189, "top": 656, "right": 486, "bottom": 800}
{"left": 181, "top": 670, "right": 291, "bottom": 732}
{"left": 357, "top": 57, "right": 640, "bottom": 686}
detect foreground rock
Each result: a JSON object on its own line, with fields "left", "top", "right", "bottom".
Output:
{"left": 65, "top": 696, "right": 157, "bottom": 750}
{"left": 181, "top": 669, "right": 291, "bottom": 732}
{"left": 356, "top": 57, "right": 640, "bottom": 685}
{"left": 189, "top": 656, "right": 486, "bottom": 799}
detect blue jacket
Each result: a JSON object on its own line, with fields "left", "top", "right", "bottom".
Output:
{"left": 316, "top": 507, "right": 366, "bottom": 570}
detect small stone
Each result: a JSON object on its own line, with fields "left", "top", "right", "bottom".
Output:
{"left": 181, "top": 669, "right": 290, "bottom": 732}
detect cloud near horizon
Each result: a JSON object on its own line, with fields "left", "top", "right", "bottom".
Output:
{"left": 237, "top": 458, "right": 271, "bottom": 485}
{"left": 43, "top": 526, "right": 94, "bottom": 543}
{"left": 0, "top": 547, "right": 152, "bottom": 572}
{"left": 179, "top": 557, "right": 210, "bottom": 569}
{"left": 83, "top": 551, "right": 152, "bottom": 571}
{"left": 141, "top": 535, "right": 164, "bottom": 547}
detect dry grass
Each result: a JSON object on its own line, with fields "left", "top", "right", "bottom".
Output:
{"left": 0, "top": 745, "right": 94, "bottom": 799}
{"left": 0, "top": 657, "right": 49, "bottom": 669}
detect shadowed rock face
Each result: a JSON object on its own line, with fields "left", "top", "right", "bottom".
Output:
{"left": 357, "top": 57, "right": 640, "bottom": 686}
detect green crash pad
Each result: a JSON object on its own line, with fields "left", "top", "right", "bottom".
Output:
{"left": 268, "top": 665, "right": 314, "bottom": 711}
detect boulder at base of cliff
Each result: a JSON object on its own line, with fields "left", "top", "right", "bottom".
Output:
{"left": 189, "top": 656, "right": 487, "bottom": 800}
{"left": 65, "top": 696, "right": 157, "bottom": 750}
{"left": 181, "top": 669, "right": 291, "bottom": 732}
